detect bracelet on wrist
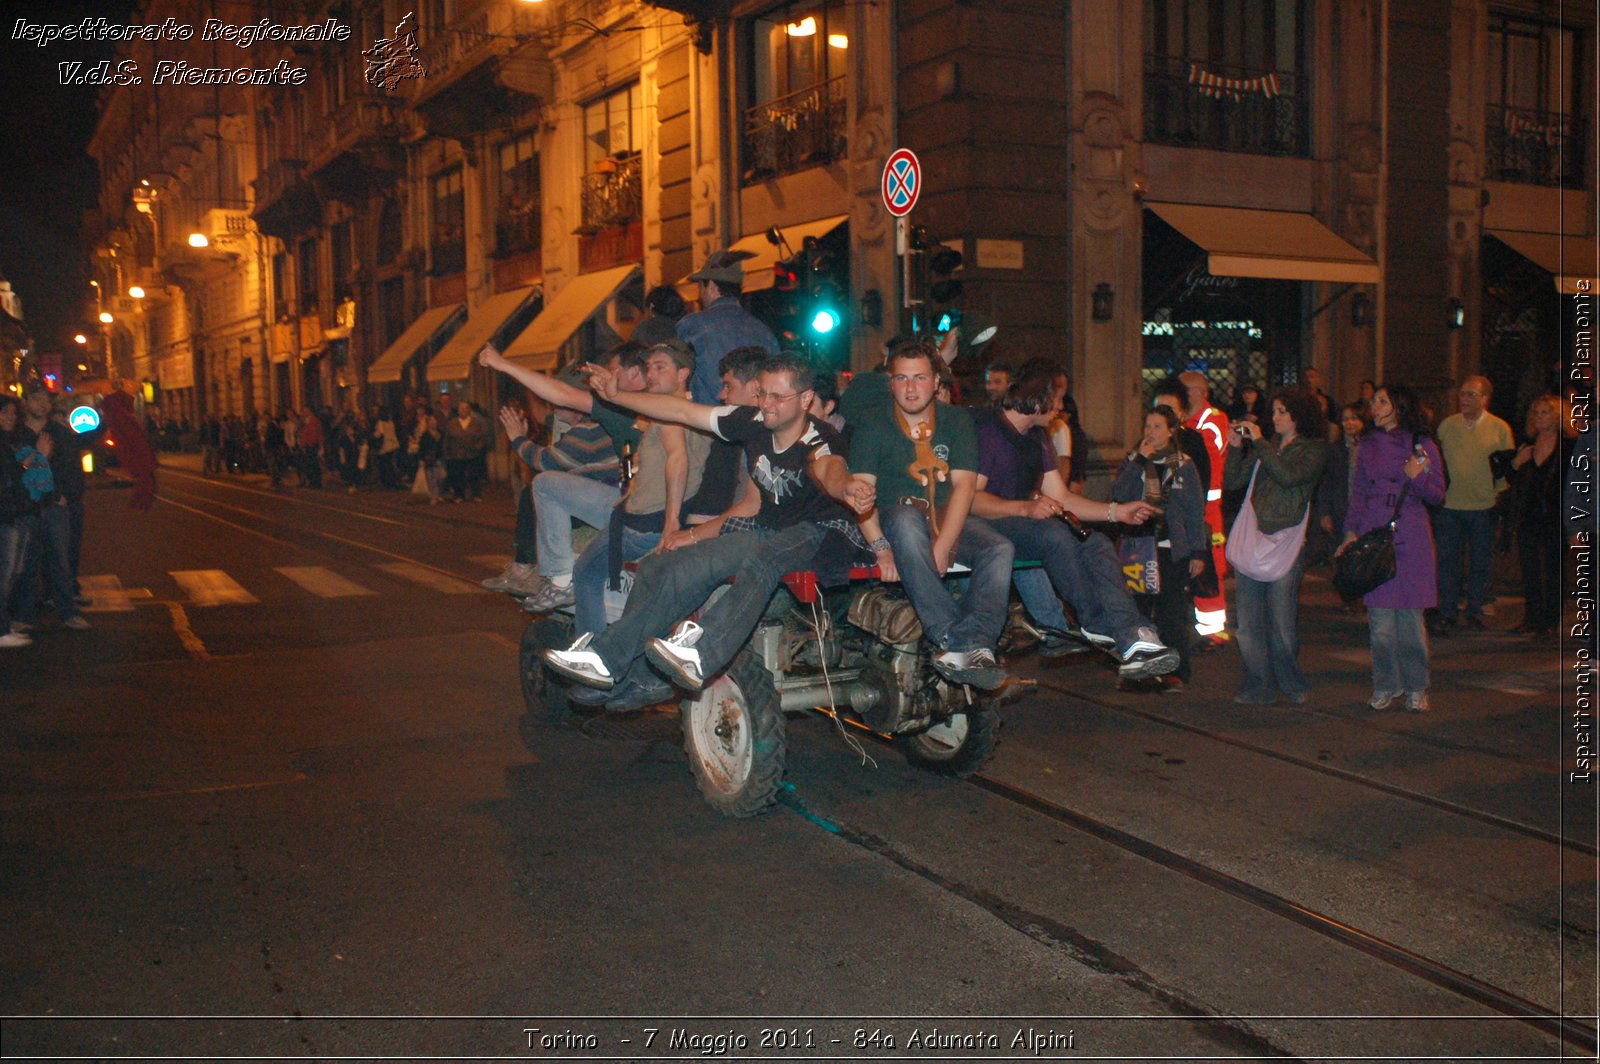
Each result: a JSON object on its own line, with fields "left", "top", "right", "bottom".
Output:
{"left": 869, "top": 537, "right": 891, "bottom": 553}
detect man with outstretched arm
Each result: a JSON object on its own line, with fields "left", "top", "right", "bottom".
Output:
{"left": 544, "top": 353, "right": 870, "bottom": 710}
{"left": 478, "top": 340, "right": 645, "bottom": 609}
{"left": 828, "top": 338, "right": 1013, "bottom": 691}
{"left": 971, "top": 372, "right": 1180, "bottom": 681}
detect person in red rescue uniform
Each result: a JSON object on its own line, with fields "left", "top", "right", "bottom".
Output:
{"left": 1180, "top": 370, "right": 1230, "bottom": 642}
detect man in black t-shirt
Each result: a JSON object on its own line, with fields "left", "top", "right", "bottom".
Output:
{"left": 545, "top": 353, "right": 862, "bottom": 708}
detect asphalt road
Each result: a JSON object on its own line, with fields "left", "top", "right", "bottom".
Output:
{"left": 1, "top": 463, "right": 1593, "bottom": 1061}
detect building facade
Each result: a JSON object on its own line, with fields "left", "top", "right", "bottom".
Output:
{"left": 86, "top": 0, "right": 1592, "bottom": 469}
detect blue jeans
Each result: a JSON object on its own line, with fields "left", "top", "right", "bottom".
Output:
{"left": 591, "top": 523, "right": 829, "bottom": 689}
{"left": 12, "top": 501, "right": 80, "bottom": 624}
{"left": 1014, "top": 567, "right": 1070, "bottom": 629}
{"left": 0, "top": 516, "right": 33, "bottom": 630}
{"left": 1368, "top": 607, "right": 1430, "bottom": 694}
{"left": 1433, "top": 507, "right": 1494, "bottom": 621}
{"left": 881, "top": 504, "right": 1013, "bottom": 653}
{"left": 533, "top": 471, "right": 619, "bottom": 579}
{"left": 1233, "top": 553, "right": 1307, "bottom": 700}
{"left": 573, "top": 517, "right": 659, "bottom": 637}
{"left": 991, "top": 518, "right": 1148, "bottom": 655}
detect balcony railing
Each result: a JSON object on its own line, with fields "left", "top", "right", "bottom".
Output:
{"left": 742, "top": 76, "right": 847, "bottom": 184}
{"left": 580, "top": 154, "right": 642, "bottom": 231}
{"left": 495, "top": 207, "right": 541, "bottom": 257}
{"left": 1486, "top": 104, "right": 1584, "bottom": 188}
{"left": 419, "top": 3, "right": 531, "bottom": 87}
{"left": 255, "top": 159, "right": 309, "bottom": 207}
{"left": 1143, "top": 55, "right": 1308, "bottom": 157}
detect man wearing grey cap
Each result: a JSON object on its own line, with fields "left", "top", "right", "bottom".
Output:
{"left": 676, "top": 248, "right": 780, "bottom": 405}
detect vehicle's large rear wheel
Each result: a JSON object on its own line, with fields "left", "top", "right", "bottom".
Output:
{"left": 680, "top": 649, "right": 786, "bottom": 817}
{"left": 520, "top": 614, "right": 574, "bottom": 722}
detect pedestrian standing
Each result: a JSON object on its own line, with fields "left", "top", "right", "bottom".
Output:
{"left": 1430, "top": 376, "right": 1513, "bottom": 635}
{"left": 1112, "top": 406, "right": 1207, "bottom": 689}
{"left": 1339, "top": 385, "right": 1447, "bottom": 712}
{"left": 296, "top": 409, "right": 324, "bottom": 488}
{"left": 1509, "top": 395, "right": 1569, "bottom": 638}
{"left": 1222, "top": 388, "right": 1328, "bottom": 705}
{"left": 1179, "top": 370, "right": 1231, "bottom": 642}
{"left": 441, "top": 399, "right": 489, "bottom": 502}
{"left": 0, "top": 397, "right": 40, "bottom": 647}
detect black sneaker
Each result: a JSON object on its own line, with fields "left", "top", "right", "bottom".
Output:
{"left": 932, "top": 647, "right": 1007, "bottom": 691}
{"left": 1037, "top": 628, "right": 1088, "bottom": 659}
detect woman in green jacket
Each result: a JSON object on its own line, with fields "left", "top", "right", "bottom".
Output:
{"left": 1223, "top": 387, "right": 1329, "bottom": 705}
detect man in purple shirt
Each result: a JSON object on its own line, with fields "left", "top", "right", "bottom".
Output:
{"left": 971, "top": 374, "right": 1180, "bottom": 681}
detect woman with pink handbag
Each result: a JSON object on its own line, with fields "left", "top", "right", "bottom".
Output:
{"left": 1223, "top": 388, "right": 1330, "bottom": 705}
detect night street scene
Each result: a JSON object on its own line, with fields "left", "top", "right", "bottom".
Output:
{"left": 0, "top": 0, "right": 1596, "bottom": 1060}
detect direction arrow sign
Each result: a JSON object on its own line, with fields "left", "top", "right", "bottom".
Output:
{"left": 68, "top": 405, "right": 101, "bottom": 434}
{"left": 881, "top": 148, "right": 922, "bottom": 218}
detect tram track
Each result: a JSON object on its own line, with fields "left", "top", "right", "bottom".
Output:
{"left": 160, "top": 481, "right": 489, "bottom": 588}
{"left": 1030, "top": 673, "right": 1597, "bottom": 857}
{"left": 782, "top": 707, "right": 1594, "bottom": 1054}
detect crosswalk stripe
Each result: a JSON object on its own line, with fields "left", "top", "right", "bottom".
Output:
{"left": 169, "top": 569, "right": 260, "bottom": 606}
{"left": 374, "top": 562, "right": 482, "bottom": 595}
{"left": 274, "top": 566, "right": 377, "bottom": 598}
{"left": 78, "top": 574, "right": 150, "bottom": 613}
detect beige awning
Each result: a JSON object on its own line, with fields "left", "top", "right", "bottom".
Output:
{"left": 501, "top": 264, "right": 640, "bottom": 370}
{"left": 425, "top": 286, "right": 539, "bottom": 382}
{"left": 1488, "top": 229, "right": 1599, "bottom": 295}
{"left": 1147, "top": 202, "right": 1380, "bottom": 284}
{"left": 367, "top": 304, "right": 464, "bottom": 384}
{"left": 676, "top": 214, "right": 850, "bottom": 297}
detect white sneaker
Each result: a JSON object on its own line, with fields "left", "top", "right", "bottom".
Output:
{"left": 543, "top": 632, "right": 614, "bottom": 689}
{"left": 0, "top": 632, "right": 32, "bottom": 648}
{"left": 1118, "top": 626, "right": 1180, "bottom": 680}
{"left": 62, "top": 616, "right": 91, "bottom": 631}
{"left": 10, "top": 621, "right": 31, "bottom": 635}
{"left": 1077, "top": 627, "right": 1117, "bottom": 650}
{"left": 646, "top": 621, "right": 706, "bottom": 690}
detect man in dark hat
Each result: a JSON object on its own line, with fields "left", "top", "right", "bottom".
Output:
{"left": 676, "top": 248, "right": 780, "bottom": 405}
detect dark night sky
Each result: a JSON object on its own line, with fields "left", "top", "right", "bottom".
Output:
{"left": 0, "top": 1, "right": 145, "bottom": 354}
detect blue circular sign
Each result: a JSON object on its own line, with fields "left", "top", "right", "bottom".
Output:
{"left": 68, "top": 405, "right": 101, "bottom": 434}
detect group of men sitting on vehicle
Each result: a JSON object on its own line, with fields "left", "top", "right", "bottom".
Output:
{"left": 475, "top": 257, "right": 1179, "bottom": 712}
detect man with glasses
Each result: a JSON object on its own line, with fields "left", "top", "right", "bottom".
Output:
{"left": 544, "top": 353, "right": 865, "bottom": 710}
{"left": 1431, "top": 375, "right": 1513, "bottom": 635}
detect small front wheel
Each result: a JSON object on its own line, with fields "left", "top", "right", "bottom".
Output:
{"left": 898, "top": 704, "right": 999, "bottom": 778}
{"left": 520, "top": 614, "right": 574, "bottom": 722}
{"left": 680, "top": 649, "right": 786, "bottom": 817}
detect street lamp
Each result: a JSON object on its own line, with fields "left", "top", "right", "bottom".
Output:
{"left": 128, "top": 286, "right": 145, "bottom": 299}
{"left": 98, "top": 311, "right": 114, "bottom": 325}
{"left": 74, "top": 333, "right": 88, "bottom": 345}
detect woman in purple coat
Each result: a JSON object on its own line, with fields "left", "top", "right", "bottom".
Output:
{"left": 1337, "top": 385, "right": 1447, "bottom": 712}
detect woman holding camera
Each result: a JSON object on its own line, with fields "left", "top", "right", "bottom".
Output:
{"left": 1222, "top": 388, "right": 1329, "bottom": 705}
{"left": 1337, "top": 384, "right": 1447, "bottom": 712}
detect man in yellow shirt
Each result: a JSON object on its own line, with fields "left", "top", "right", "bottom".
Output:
{"left": 1430, "top": 375, "right": 1513, "bottom": 635}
